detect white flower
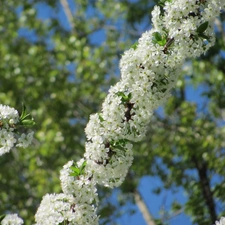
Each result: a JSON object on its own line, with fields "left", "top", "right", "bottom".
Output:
{"left": 16, "top": 131, "right": 34, "bottom": 148}
{"left": 216, "top": 217, "right": 225, "bottom": 225}
{"left": 35, "top": 193, "right": 98, "bottom": 225}
{"left": 35, "top": 193, "right": 76, "bottom": 225}
{"left": 0, "top": 104, "right": 19, "bottom": 127}
{"left": 85, "top": 141, "right": 133, "bottom": 188}
{"left": 0, "top": 105, "right": 34, "bottom": 156}
{"left": 60, "top": 160, "right": 98, "bottom": 205}
{"left": 1, "top": 214, "right": 23, "bottom": 225}
{"left": 0, "top": 130, "right": 17, "bottom": 156}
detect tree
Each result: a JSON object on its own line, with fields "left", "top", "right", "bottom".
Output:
{"left": 0, "top": 0, "right": 225, "bottom": 224}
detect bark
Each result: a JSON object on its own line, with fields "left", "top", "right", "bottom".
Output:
{"left": 192, "top": 155, "right": 217, "bottom": 224}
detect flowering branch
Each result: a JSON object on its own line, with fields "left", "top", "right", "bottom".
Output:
{"left": 0, "top": 104, "right": 34, "bottom": 156}
{"left": 34, "top": 0, "right": 225, "bottom": 224}
{"left": 0, "top": 104, "right": 34, "bottom": 224}
{"left": 1, "top": 0, "right": 225, "bottom": 224}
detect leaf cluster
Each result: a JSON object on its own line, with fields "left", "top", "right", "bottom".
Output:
{"left": 70, "top": 161, "right": 87, "bottom": 177}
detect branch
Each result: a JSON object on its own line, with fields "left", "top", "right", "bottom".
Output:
{"left": 192, "top": 155, "right": 217, "bottom": 224}
{"left": 163, "top": 208, "right": 183, "bottom": 221}
{"left": 134, "top": 190, "right": 156, "bottom": 225}
{"left": 59, "top": 0, "right": 74, "bottom": 29}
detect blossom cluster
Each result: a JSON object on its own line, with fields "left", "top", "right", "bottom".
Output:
{"left": 1, "top": 213, "right": 23, "bottom": 225}
{"left": 24, "top": 0, "right": 225, "bottom": 224}
{"left": 216, "top": 217, "right": 225, "bottom": 225}
{"left": 35, "top": 159, "right": 99, "bottom": 225}
{"left": 0, "top": 104, "right": 34, "bottom": 156}
{"left": 83, "top": 0, "right": 224, "bottom": 189}
{"left": 35, "top": 193, "right": 98, "bottom": 225}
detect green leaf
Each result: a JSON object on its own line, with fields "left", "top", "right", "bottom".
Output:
{"left": 70, "top": 166, "right": 80, "bottom": 176}
{"left": 116, "top": 91, "right": 126, "bottom": 98}
{"left": 20, "top": 103, "right": 27, "bottom": 121}
{"left": 0, "top": 214, "right": 6, "bottom": 222}
{"left": 110, "top": 139, "right": 128, "bottom": 150}
{"left": 98, "top": 113, "right": 104, "bottom": 122}
{"left": 152, "top": 187, "right": 161, "bottom": 194}
{"left": 197, "top": 21, "right": 208, "bottom": 34}
{"left": 116, "top": 91, "right": 132, "bottom": 104}
{"left": 19, "top": 103, "right": 35, "bottom": 126}
{"left": 80, "top": 161, "right": 87, "bottom": 174}
{"left": 152, "top": 32, "right": 162, "bottom": 42}
{"left": 152, "top": 32, "right": 167, "bottom": 46}
{"left": 20, "top": 119, "right": 35, "bottom": 126}
{"left": 131, "top": 41, "right": 138, "bottom": 50}
{"left": 159, "top": 0, "right": 172, "bottom": 7}
{"left": 172, "top": 201, "right": 182, "bottom": 211}
{"left": 70, "top": 172, "right": 80, "bottom": 177}
{"left": 70, "top": 166, "right": 80, "bottom": 173}
{"left": 198, "top": 33, "right": 210, "bottom": 40}
{"left": 70, "top": 161, "right": 87, "bottom": 177}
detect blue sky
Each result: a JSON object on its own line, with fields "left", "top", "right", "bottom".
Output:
{"left": 112, "top": 175, "right": 192, "bottom": 225}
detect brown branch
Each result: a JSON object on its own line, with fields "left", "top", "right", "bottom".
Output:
{"left": 192, "top": 155, "right": 217, "bottom": 224}
{"left": 134, "top": 190, "right": 156, "bottom": 225}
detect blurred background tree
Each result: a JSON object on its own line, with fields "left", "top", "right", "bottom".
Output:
{"left": 0, "top": 0, "right": 224, "bottom": 225}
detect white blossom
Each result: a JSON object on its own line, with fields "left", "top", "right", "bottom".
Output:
{"left": 0, "top": 104, "right": 19, "bottom": 127}
{"left": 60, "top": 160, "right": 98, "bottom": 205}
{"left": 35, "top": 193, "right": 98, "bottom": 225}
{"left": 85, "top": 141, "right": 133, "bottom": 187}
{"left": 1, "top": 214, "right": 23, "bottom": 225}
{"left": 16, "top": 131, "right": 34, "bottom": 148}
{"left": 0, "top": 105, "right": 34, "bottom": 156}
{"left": 0, "top": 130, "right": 17, "bottom": 156}
{"left": 215, "top": 217, "right": 225, "bottom": 225}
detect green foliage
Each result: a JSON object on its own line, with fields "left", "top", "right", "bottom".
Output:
{"left": 18, "top": 104, "right": 35, "bottom": 126}
{"left": 152, "top": 32, "right": 167, "bottom": 46}
{"left": 70, "top": 161, "right": 87, "bottom": 177}
{"left": 116, "top": 92, "right": 132, "bottom": 104}
{"left": 122, "top": 0, "right": 155, "bottom": 29}
{"left": 196, "top": 21, "right": 210, "bottom": 40}
{"left": 110, "top": 139, "right": 128, "bottom": 151}
{"left": 158, "top": 0, "right": 172, "bottom": 7}
{"left": 197, "top": 21, "right": 209, "bottom": 34}
{"left": 0, "top": 215, "right": 6, "bottom": 223}
{"left": 130, "top": 41, "right": 138, "bottom": 50}
{"left": 171, "top": 201, "right": 182, "bottom": 212}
